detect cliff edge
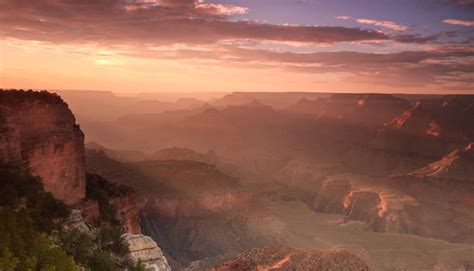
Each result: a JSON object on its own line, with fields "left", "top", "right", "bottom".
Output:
{"left": 0, "top": 89, "right": 86, "bottom": 205}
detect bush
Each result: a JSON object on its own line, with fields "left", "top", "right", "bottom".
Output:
{"left": 0, "top": 208, "right": 76, "bottom": 270}
{"left": 0, "top": 164, "right": 70, "bottom": 233}
{"left": 87, "top": 250, "right": 117, "bottom": 271}
{"left": 59, "top": 229, "right": 95, "bottom": 266}
{"left": 99, "top": 226, "right": 129, "bottom": 257}
{"left": 0, "top": 164, "right": 131, "bottom": 270}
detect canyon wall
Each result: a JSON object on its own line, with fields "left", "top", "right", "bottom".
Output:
{"left": 0, "top": 90, "right": 143, "bottom": 234}
{"left": 0, "top": 90, "right": 86, "bottom": 205}
{"left": 111, "top": 189, "right": 142, "bottom": 233}
{"left": 84, "top": 173, "right": 142, "bottom": 233}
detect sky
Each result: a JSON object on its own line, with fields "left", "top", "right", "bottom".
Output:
{"left": 0, "top": 0, "right": 473, "bottom": 93}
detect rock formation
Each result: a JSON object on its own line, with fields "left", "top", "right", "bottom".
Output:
{"left": 0, "top": 89, "right": 86, "bottom": 205}
{"left": 122, "top": 233, "right": 171, "bottom": 271}
{"left": 84, "top": 173, "right": 142, "bottom": 233}
{"left": 408, "top": 142, "right": 474, "bottom": 182}
{"left": 312, "top": 174, "right": 419, "bottom": 233}
{"left": 374, "top": 96, "right": 474, "bottom": 167}
{"left": 0, "top": 90, "right": 145, "bottom": 234}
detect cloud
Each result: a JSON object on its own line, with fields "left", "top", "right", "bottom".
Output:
{"left": 119, "top": 41, "right": 473, "bottom": 89}
{"left": 357, "top": 18, "right": 408, "bottom": 31}
{"left": 442, "top": 19, "right": 474, "bottom": 27}
{"left": 195, "top": 1, "right": 248, "bottom": 15}
{"left": 393, "top": 34, "right": 441, "bottom": 44}
{"left": 0, "top": 0, "right": 388, "bottom": 46}
{"left": 336, "top": 16, "right": 350, "bottom": 20}
{"left": 0, "top": 0, "right": 471, "bottom": 91}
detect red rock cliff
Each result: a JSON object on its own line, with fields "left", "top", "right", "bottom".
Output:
{"left": 0, "top": 90, "right": 86, "bottom": 205}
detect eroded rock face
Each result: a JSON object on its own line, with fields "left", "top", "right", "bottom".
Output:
{"left": 373, "top": 96, "right": 474, "bottom": 169}
{"left": 111, "top": 190, "right": 141, "bottom": 234}
{"left": 388, "top": 143, "right": 474, "bottom": 243}
{"left": 84, "top": 173, "right": 141, "bottom": 233}
{"left": 0, "top": 90, "right": 86, "bottom": 205}
{"left": 408, "top": 142, "right": 474, "bottom": 182}
{"left": 313, "top": 175, "right": 419, "bottom": 234}
{"left": 123, "top": 233, "right": 171, "bottom": 271}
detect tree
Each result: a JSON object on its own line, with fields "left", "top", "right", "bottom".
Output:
{"left": 87, "top": 251, "right": 116, "bottom": 271}
{"left": 99, "top": 226, "right": 129, "bottom": 257}
{"left": 59, "top": 229, "right": 94, "bottom": 266}
{"left": 0, "top": 248, "right": 19, "bottom": 271}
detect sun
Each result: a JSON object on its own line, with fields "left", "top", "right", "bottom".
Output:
{"left": 95, "top": 56, "right": 110, "bottom": 65}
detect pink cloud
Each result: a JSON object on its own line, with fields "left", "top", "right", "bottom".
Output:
{"left": 195, "top": 1, "right": 248, "bottom": 15}
{"left": 0, "top": 0, "right": 389, "bottom": 46}
{"left": 442, "top": 19, "right": 474, "bottom": 27}
{"left": 357, "top": 18, "right": 408, "bottom": 31}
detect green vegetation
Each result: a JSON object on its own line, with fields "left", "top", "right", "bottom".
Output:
{"left": 84, "top": 250, "right": 117, "bottom": 271}
{"left": 58, "top": 227, "right": 126, "bottom": 271}
{"left": 99, "top": 226, "right": 129, "bottom": 257}
{"left": 0, "top": 164, "right": 131, "bottom": 270}
{"left": 0, "top": 165, "right": 76, "bottom": 270}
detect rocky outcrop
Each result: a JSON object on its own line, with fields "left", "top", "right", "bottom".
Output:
{"left": 122, "top": 233, "right": 171, "bottom": 271}
{"left": 0, "top": 89, "right": 144, "bottom": 233}
{"left": 84, "top": 173, "right": 141, "bottom": 233}
{"left": 0, "top": 89, "right": 86, "bottom": 205}
{"left": 312, "top": 175, "right": 419, "bottom": 233}
{"left": 111, "top": 190, "right": 141, "bottom": 233}
{"left": 311, "top": 170, "right": 474, "bottom": 243}
{"left": 373, "top": 96, "right": 474, "bottom": 168}
{"left": 408, "top": 142, "right": 474, "bottom": 182}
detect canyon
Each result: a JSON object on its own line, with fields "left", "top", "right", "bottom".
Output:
{"left": 76, "top": 90, "right": 473, "bottom": 270}
{"left": 1, "top": 89, "right": 473, "bottom": 270}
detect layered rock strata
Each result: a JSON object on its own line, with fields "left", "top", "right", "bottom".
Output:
{"left": 0, "top": 89, "right": 86, "bottom": 205}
